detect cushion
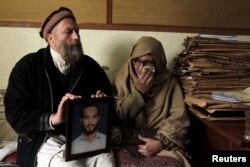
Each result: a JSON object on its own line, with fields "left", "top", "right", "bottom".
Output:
{"left": 114, "top": 145, "right": 183, "bottom": 167}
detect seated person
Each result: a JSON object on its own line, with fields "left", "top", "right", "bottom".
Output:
{"left": 72, "top": 104, "right": 106, "bottom": 154}
{"left": 4, "top": 7, "right": 115, "bottom": 167}
{"left": 112, "top": 36, "right": 191, "bottom": 167}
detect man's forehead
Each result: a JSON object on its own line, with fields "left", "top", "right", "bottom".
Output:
{"left": 83, "top": 106, "right": 98, "bottom": 113}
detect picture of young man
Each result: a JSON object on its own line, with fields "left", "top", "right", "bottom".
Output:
{"left": 72, "top": 104, "right": 106, "bottom": 154}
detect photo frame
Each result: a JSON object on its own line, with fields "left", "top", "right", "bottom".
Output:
{"left": 65, "top": 97, "right": 113, "bottom": 161}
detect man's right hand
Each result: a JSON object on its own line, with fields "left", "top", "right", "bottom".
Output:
{"left": 51, "top": 93, "right": 81, "bottom": 126}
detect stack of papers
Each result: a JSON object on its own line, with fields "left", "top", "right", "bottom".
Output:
{"left": 174, "top": 36, "right": 250, "bottom": 120}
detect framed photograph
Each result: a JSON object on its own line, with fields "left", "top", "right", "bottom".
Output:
{"left": 65, "top": 97, "right": 113, "bottom": 161}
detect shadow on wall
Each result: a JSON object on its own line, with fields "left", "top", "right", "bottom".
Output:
{"left": 101, "top": 37, "right": 134, "bottom": 82}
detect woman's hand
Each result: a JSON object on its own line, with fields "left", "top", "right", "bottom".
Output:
{"left": 137, "top": 135, "right": 163, "bottom": 157}
{"left": 135, "top": 66, "right": 154, "bottom": 94}
{"left": 91, "top": 90, "right": 107, "bottom": 98}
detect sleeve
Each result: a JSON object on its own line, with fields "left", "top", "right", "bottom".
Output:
{"left": 115, "top": 86, "right": 145, "bottom": 120}
{"left": 4, "top": 58, "right": 51, "bottom": 134}
{"left": 154, "top": 79, "right": 191, "bottom": 150}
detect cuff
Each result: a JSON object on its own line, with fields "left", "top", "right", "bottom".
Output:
{"left": 48, "top": 113, "right": 55, "bottom": 130}
{"left": 155, "top": 134, "right": 176, "bottom": 150}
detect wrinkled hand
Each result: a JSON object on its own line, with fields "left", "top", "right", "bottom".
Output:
{"left": 137, "top": 135, "right": 163, "bottom": 157}
{"left": 135, "top": 65, "right": 154, "bottom": 94}
{"left": 52, "top": 93, "right": 82, "bottom": 126}
{"left": 91, "top": 90, "right": 107, "bottom": 98}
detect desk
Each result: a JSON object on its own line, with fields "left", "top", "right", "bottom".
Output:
{"left": 189, "top": 111, "right": 250, "bottom": 167}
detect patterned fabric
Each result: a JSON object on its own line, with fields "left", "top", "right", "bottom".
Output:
{"left": 114, "top": 146, "right": 183, "bottom": 167}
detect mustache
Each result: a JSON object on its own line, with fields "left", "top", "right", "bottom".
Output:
{"left": 60, "top": 41, "right": 84, "bottom": 66}
{"left": 71, "top": 39, "right": 81, "bottom": 45}
{"left": 86, "top": 124, "right": 95, "bottom": 128}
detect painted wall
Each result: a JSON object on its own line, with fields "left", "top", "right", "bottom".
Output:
{"left": 0, "top": 27, "right": 250, "bottom": 89}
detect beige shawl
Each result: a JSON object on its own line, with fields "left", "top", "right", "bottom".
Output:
{"left": 113, "top": 36, "right": 190, "bottom": 150}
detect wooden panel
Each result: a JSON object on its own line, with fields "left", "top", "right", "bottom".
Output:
{"left": 1, "top": 0, "right": 250, "bottom": 35}
{"left": 0, "top": 0, "right": 106, "bottom": 23}
{"left": 112, "top": 0, "right": 250, "bottom": 29}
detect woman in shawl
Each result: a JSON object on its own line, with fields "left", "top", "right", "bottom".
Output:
{"left": 112, "top": 36, "right": 191, "bottom": 167}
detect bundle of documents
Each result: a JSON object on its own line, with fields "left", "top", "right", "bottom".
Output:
{"left": 174, "top": 36, "right": 250, "bottom": 120}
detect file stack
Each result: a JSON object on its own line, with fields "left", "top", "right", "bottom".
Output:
{"left": 174, "top": 36, "right": 250, "bottom": 120}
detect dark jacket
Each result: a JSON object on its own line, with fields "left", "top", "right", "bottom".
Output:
{"left": 4, "top": 47, "right": 112, "bottom": 167}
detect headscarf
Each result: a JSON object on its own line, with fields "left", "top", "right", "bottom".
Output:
{"left": 114, "top": 36, "right": 172, "bottom": 102}
{"left": 129, "top": 36, "right": 171, "bottom": 87}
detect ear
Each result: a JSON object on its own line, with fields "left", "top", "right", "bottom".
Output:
{"left": 46, "top": 33, "right": 53, "bottom": 43}
{"left": 46, "top": 33, "right": 57, "bottom": 50}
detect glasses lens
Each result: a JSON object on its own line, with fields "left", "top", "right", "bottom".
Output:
{"left": 143, "top": 60, "right": 154, "bottom": 67}
{"left": 133, "top": 59, "right": 141, "bottom": 66}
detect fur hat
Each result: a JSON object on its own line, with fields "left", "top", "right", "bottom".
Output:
{"left": 39, "top": 7, "right": 76, "bottom": 39}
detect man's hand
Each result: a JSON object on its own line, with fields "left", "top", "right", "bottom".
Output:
{"left": 137, "top": 135, "right": 163, "bottom": 157}
{"left": 135, "top": 65, "right": 154, "bottom": 94}
{"left": 51, "top": 93, "right": 81, "bottom": 126}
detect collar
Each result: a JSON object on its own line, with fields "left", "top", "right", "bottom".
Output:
{"left": 50, "top": 47, "right": 71, "bottom": 75}
{"left": 81, "top": 131, "right": 102, "bottom": 141}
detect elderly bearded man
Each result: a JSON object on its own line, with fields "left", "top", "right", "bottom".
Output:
{"left": 4, "top": 7, "right": 115, "bottom": 167}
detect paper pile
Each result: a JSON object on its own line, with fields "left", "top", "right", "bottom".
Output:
{"left": 174, "top": 36, "right": 250, "bottom": 120}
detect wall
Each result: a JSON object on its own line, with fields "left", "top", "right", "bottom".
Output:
{"left": 0, "top": 27, "right": 250, "bottom": 89}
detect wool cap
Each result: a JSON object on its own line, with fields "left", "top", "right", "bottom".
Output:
{"left": 39, "top": 7, "right": 76, "bottom": 39}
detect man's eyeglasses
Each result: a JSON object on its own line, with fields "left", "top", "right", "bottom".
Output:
{"left": 132, "top": 59, "right": 156, "bottom": 67}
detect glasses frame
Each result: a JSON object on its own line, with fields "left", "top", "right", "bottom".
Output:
{"left": 132, "top": 58, "right": 156, "bottom": 67}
